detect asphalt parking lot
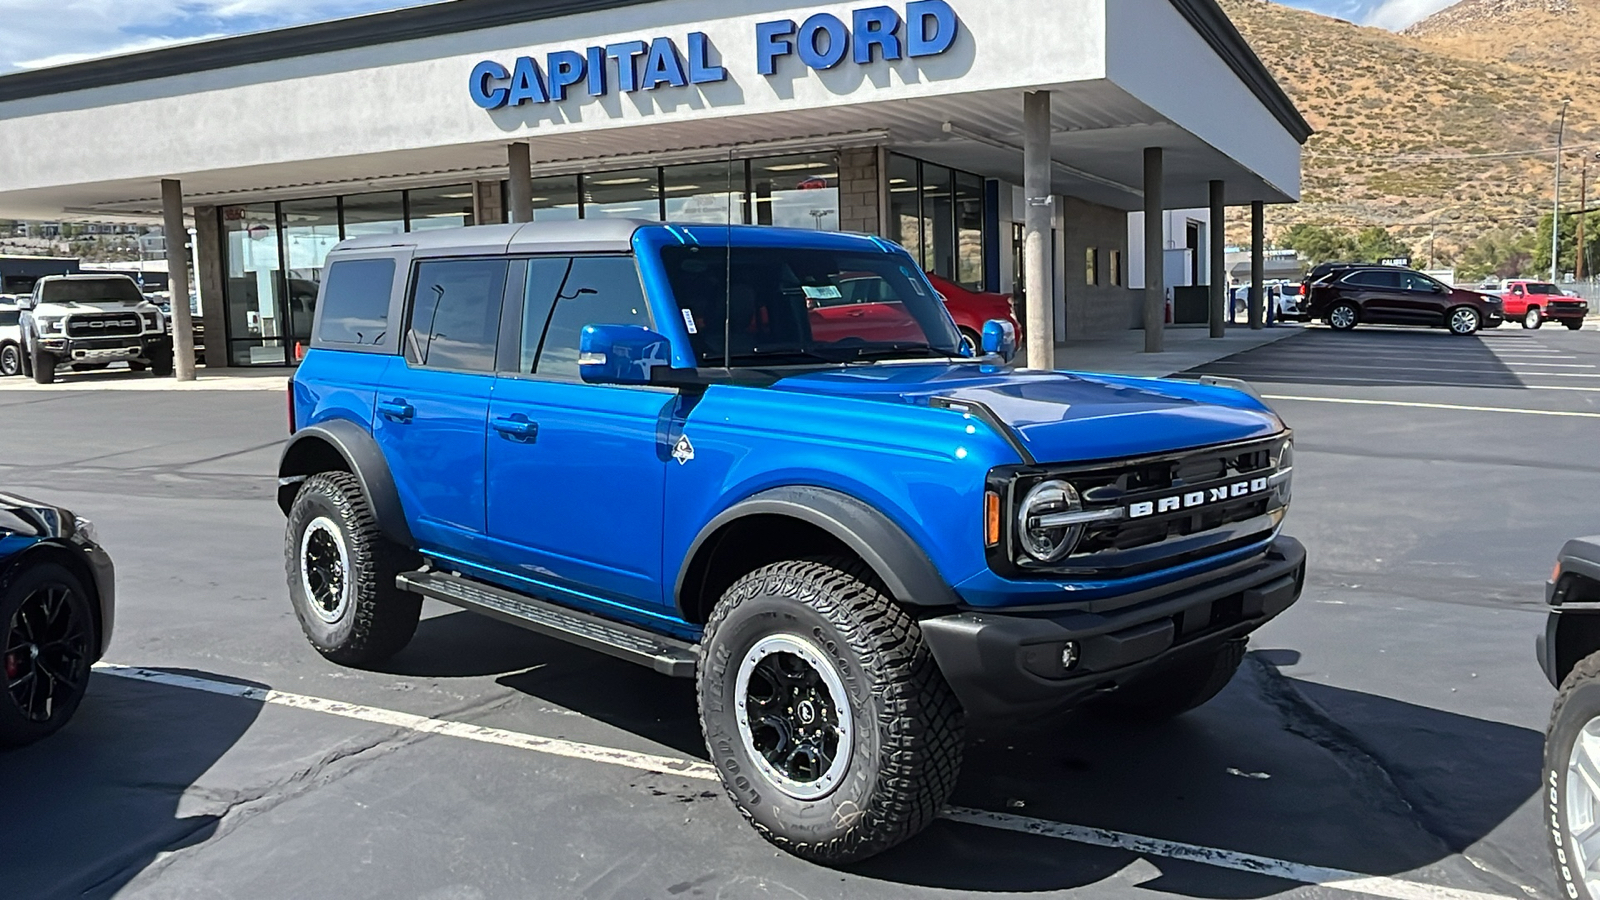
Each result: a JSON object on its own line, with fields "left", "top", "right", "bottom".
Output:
{"left": 1, "top": 322, "right": 1591, "bottom": 900}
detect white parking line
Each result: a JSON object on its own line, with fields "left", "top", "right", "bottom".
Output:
{"left": 1261, "top": 395, "right": 1600, "bottom": 418}
{"left": 96, "top": 664, "right": 1517, "bottom": 900}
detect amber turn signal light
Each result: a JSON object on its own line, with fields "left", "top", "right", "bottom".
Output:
{"left": 985, "top": 491, "right": 1001, "bottom": 548}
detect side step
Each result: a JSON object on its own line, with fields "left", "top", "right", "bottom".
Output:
{"left": 396, "top": 570, "right": 699, "bottom": 678}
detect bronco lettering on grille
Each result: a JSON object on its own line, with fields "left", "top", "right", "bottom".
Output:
{"left": 1126, "top": 477, "right": 1271, "bottom": 519}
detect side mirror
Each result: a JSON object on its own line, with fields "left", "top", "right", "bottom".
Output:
{"left": 579, "top": 324, "right": 672, "bottom": 386}
{"left": 15, "top": 295, "right": 33, "bottom": 310}
{"left": 981, "top": 319, "right": 1018, "bottom": 363}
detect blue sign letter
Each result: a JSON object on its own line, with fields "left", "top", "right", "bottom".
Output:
{"left": 797, "top": 14, "right": 849, "bottom": 70}
{"left": 853, "top": 7, "right": 903, "bottom": 64}
{"left": 547, "top": 49, "right": 586, "bottom": 101}
{"left": 907, "top": 0, "right": 958, "bottom": 57}
{"left": 585, "top": 46, "right": 606, "bottom": 96}
{"left": 507, "top": 56, "right": 548, "bottom": 106}
{"left": 687, "top": 32, "right": 727, "bottom": 84}
{"left": 642, "top": 37, "right": 688, "bottom": 89}
{"left": 756, "top": 19, "right": 796, "bottom": 76}
{"left": 469, "top": 60, "right": 510, "bottom": 109}
{"left": 606, "top": 40, "right": 648, "bottom": 92}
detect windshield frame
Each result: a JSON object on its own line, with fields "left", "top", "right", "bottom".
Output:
{"left": 38, "top": 278, "right": 147, "bottom": 305}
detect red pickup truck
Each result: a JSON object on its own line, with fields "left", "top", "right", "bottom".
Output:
{"left": 1496, "top": 281, "right": 1588, "bottom": 330}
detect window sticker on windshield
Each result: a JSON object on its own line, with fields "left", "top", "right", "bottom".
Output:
{"left": 802, "top": 286, "right": 842, "bottom": 301}
{"left": 681, "top": 307, "right": 699, "bottom": 335}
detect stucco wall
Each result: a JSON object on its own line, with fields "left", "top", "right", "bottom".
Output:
{"left": 1060, "top": 196, "right": 1133, "bottom": 338}
{"left": 837, "top": 146, "right": 879, "bottom": 235}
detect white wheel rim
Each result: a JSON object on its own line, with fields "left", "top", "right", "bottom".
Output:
{"left": 1331, "top": 307, "right": 1355, "bottom": 329}
{"left": 734, "top": 633, "right": 854, "bottom": 801}
{"left": 299, "top": 516, "right": 352, "bottom": 624}
{"left": 1528, "top": 310, "right": 1541, "bottom": 328}
{"left": 1568, "top": 719, "right": 1600, "bottom": 898}
{"left": 1452, "top": 309, "right": 1478, "bottom": 333}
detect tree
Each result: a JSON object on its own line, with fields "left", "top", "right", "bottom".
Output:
{"left": 1455, "top": 227, "right": 1540, "bottom": 282}
{"left": 1352, "top": 226, "right": 1412, "bottom": 264}
{"left": 1278, "top": 223, "right": 1356, "bottom": 265}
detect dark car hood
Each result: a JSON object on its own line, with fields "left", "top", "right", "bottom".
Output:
{"left": 767, "top": 363, "right": 1284, "bottom": 463}
{"left": 0, "top": 492, "right": 74, "bottom": 539}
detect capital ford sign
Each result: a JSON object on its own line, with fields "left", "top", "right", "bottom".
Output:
{"left": 469, "top": 1, "right": 960, "bottom": 110}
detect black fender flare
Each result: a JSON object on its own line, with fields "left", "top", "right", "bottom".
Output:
{"left": 675, "top": 485, "right": 959, "bottom": 614}
{"left": 276, "top": 420, "right": 413, "bottom": 547}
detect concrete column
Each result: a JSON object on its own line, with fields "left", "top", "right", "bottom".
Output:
{"left": 160, "top": 179, "right": 196, "bottom": 381}
{"left": 1022, "top": 90, "right": 1054, "bottom": 369}
{"left": 507, "top": 142, "right": 533, "bottom": 224}
{"left": 472, "top": 180, "right": 504, "bottom": 226}
{"left": 1209, "top": 181, "right": 1226, "bottom": 338}
{"left": 1249, "top": 200, "right": 1265, "bottom": 330}
{"left": 192, "top": 206, "right": 229, "bottom": 369}
{"left": 1142, "top": 148, "right": 1165, "bottom": 353}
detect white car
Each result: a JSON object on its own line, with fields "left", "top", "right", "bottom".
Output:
{"left": 0, "top": 298, "right": 21, "bottom": 377}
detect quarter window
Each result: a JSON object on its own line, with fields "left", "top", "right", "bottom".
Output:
{"left": 521, "top": 256, "right": 651, "bottom": 379}
{"left": 405, "top": 259, "right": 507, "bottom": 372}
{"left": 316, "top": 259, "right": 394, "bottom": 345}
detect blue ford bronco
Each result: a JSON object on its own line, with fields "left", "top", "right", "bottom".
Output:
{"left": 279, "top": 220, "right": 1304, "bottom": 863}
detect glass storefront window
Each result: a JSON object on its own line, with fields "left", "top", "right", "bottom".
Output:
{"left": 750, "top": 153, "right": 839, "bottom": 231}
{"left": 280, "top": 198, "right": 339, "bottom": 351}
{"left": 530, "top": 175, "right": 581, "bottom": 222}
{"left": 663, "top": 161, "right": 746, "bottom": 224}
{"left": 407, "top": 184, "right": 475, "bottom": 231}
{"left": 582, "top": 168, "right": 661, "bottom": 219}
{"left": 221, "top": 203, "right": 288, "bottom": 366}
{"left": 887, "top": 154, "right": 922, "bottom": 264}
{"left": 955, "top": 172, "right": 985, "bottom": 289}
{"left": 342, "top": 190, "right": 405, "bottom": 237}
{"left": 923, "top": 164, "right": 953, "bottom": 277}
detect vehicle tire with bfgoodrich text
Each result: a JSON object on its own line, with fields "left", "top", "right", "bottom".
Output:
{"left": 1092, "top": 637, "right": 1247, "bottom": 722}
{"left": 31, "top": 348, "right": 55, "bottom": 384}
{"left": 697, "top": 557, "right": 964, "bottom": 864}
{"left": 0, "top": 561, "right": 94, "bottom": 748}
{"left": 0, "top": 343, "right": 19, "bottom": 377}
{"left": 1448, "top": 306, "right": 1482, "bottom": 336}
{"left": 1328, "top": 302, "right": 1359, "bottom": 331}
{"left": 1545, "top": 651, "right": 1600, "bottom": 900}
{"left": 285, "top": 471, "right": 421, "bottom": 667}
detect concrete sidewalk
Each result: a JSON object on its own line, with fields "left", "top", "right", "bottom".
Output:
{"left": 0, "top": 367, "right": 289, "bottom": 392}
{"left": 1053, "top": 324, "right": 1305, "bottom": 378}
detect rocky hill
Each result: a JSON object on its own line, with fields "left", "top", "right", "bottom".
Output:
{"left": 1219, "top": 0, "right": 1600, "bottom": 263}
{"left": 1406, "top": 0, "right": 1595, "bottom": 73}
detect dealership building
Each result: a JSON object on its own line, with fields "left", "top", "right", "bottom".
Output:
{"left": 0, "top": 0, "right": 1308, "bottom": 368}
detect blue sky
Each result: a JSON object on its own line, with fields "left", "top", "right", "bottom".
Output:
{"left": 0, "top": 0, "right": 1462, "bottom": 74}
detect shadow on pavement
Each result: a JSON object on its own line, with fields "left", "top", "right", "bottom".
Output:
{"left": 1, "top": 669, "right": 265, "bottom": 900}
{"left": 1190, "top": 328, "right": 1534, "bottom": 390}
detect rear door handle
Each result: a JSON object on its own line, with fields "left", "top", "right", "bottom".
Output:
{"left": 378, "top": 399, "right": 414, "bottom": 423}
{"left": 493, "top": 414, "right": 539, "bottom": 443}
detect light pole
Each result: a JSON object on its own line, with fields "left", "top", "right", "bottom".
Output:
{"left": 1553, "top": 98, "right": 1572, "bottom": 284}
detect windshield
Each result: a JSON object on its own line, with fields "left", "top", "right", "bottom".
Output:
{"left": 39, "top": 279, "right": 145, "bottom": 305}
{"left": 660, "top": 246, "right": 962, "bottom": 367}
{"left": 1526, "top": 283, "right": 1559, "bottom": 295}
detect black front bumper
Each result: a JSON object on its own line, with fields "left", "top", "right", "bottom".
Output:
{"left": 921, "top": 537, "right": 1306, "bottom": 721}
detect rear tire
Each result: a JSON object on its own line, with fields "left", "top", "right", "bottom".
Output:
{"left": 1525, "top": 308, "right": 1543, "bottom": 330}
{"left": 698, "top": 557, "right": 964, "bottom": 864}
{"left": 1448, "top": 306, "right": 1482, "bottom": 335}
{"left": 31, "top": 348, "right": 55, "bottom": 384}
{"left": 1328, "top": 302, "right": 1359, "bottom": 331}
{"left": 0, "top": 562, "right": 95, "bottom": 748}
{"left": 1093, "top": 638, "right": 1247, "bottom": 721}
{"left": 0, "top": 343, "right": 19, "bottom": 377}
{"left": 285, "top": 472, "right": 421, "bottom": 667}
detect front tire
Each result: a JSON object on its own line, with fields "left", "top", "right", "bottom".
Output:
{"left": 31, "top": 348, "right": 55, "bottom": 384}
{"left": 1525, "top": 308, "right": 1544, "bottom": 330}
{"left": 285, "top": 472, "right": 421, "bottom": 667}
{"left": 147, "top": 346, "right": 173, "bottom": 377}
{"left": 1093, "top": 638, "right": 1247, "bottom": 721}
{"left": 0, "top": 342, "right": 19, "bottom": 377}
{"left": 1546, "top": 652, "right": 1600, "bottom": 900}
{"left": 1568, "top": 320, "right": 1586, "bottom": 332}
{"left": 1448, "top": 306, "right": 1482, "bottom": 335}
{"left": 698, "top": 557, "right": 963, "bottom": 864}
{"left": 0, "top": 562, "right": 95, "bottom": 748}
{"left": 1328, "top": 302, "right": 1359, "bottom": 331}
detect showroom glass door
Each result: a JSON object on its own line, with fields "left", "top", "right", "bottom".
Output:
{"left": 280, "top": 198, "right": 340, "bottom": 359}
{"left": 221, "top": 204, "right": 289, "bottom": 366}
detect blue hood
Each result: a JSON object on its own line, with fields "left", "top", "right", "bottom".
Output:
{"left": 766, "top": 364, "right": 1285, "bottom": 464}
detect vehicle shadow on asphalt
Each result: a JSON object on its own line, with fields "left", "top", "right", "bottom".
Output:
{"left": 1190, "top": 328, "right": 1533, "bottom": 390}
{"left": 1, "top": 669, "right": 264, "bottom": 900}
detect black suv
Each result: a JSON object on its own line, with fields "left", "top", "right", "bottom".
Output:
{"left": 1302, "top": 264, "right": 1503, "bottom": 335}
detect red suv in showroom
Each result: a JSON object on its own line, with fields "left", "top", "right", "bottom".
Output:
{"left": 815, "top": 271, "right": 1021, "bottom": 354}
{"left": 1303, "top": 264, "right": 1503, "bottom": 335}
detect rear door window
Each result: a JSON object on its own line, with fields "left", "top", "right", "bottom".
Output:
{"left": 316, "top": 258, "right": 395, "bottom": 345}
{"left": 406, "top": 259, "right": 508, "bottom": 372}
{"left": 1344, "top": 271, "right": 1401, "bottom": 289}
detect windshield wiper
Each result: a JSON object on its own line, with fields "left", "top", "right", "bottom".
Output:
{"left": 830, "top": 343, "right": 949, "bottom": 361}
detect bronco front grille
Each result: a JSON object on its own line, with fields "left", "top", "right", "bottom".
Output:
{"left": 66, "top": 314, "right": 142, "bottom": 338}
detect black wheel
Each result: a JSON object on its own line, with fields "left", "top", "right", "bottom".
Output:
{"left": 1448, "top": 305, "right": 1482, "bottom": 335}
{"left": 1567, "top": 320, "right": 1586, "bottom": 332}
{"left": 1546, "top": 652, "right": 1600, "bottom": 900}
{"left": 147, "top": 347, "right": 173, "bottom": 377}
{"left": 0, "top": 562, "right": 95, "bottom": 748}
{"left": 1093, "top": 638, "right": 1247, "bottom": 721}
{"left": 285, "top": 472, "right": 421, "bottom": 667}
{"left": 31, "top": 348, "right": 55, "bottom": 384}
{"left": 1328, "top": 302, "right": 1359, "bottom": 331}
{"left": 698, "top": 557, "right": 963, "bottom": 864}
{"left": 0, "top": 343, "right": 19, "bottom": 377}
{"left": 1525, "top": 308, "right": 1544, "bottom": 330}
{"left": 128, "top": 360, "right": 147, "bottom": 372}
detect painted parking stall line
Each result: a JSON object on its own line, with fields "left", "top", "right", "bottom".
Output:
{"left": 1261, "top": 394, "right": 1600, "bottom": 418}
{"left": 96, "top": 665, "right": 1517, "bottom": 900}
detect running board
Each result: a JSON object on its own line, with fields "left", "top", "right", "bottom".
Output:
{"left": 396, "top": 570, "right": 698, "bottom": 678}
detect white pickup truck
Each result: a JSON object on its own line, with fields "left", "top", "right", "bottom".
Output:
{"left": 18, "top": 275, "right": 173, "bottom": 383}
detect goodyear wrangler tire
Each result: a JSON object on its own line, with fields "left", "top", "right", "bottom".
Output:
{"left": 285, "top": 472, "right": 421, "bottom": 667}
{"left": 1093, "top": 637, "right": 1247, "bottom": 721}
{"left": 697, "top": 557, "right": 964, "bottom": 864}
{"left": 1546, "top": 651, "right": 1600, "bottom": 900}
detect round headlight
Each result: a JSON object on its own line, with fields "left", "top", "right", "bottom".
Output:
{"left": 1016, "top": 479, "right": 1085, "bottom": 563}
